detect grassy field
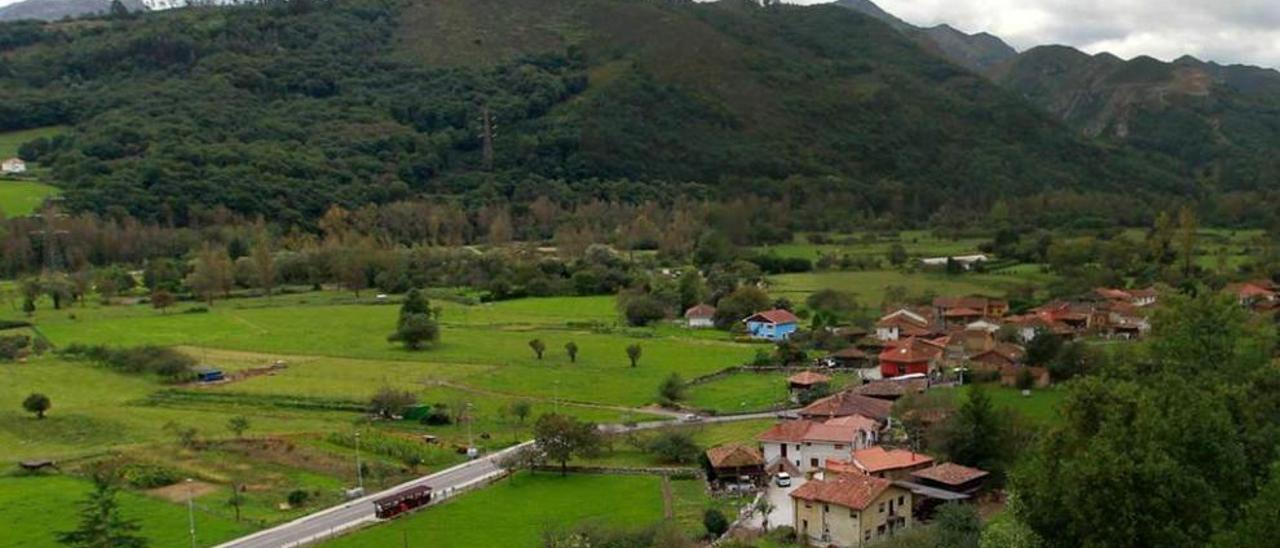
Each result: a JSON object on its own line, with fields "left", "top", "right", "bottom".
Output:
{"left": 324, "top": 473, "right": 670, "bottom": 547}
{"left": 769, "top": 269, "right": 1031, "bottom": 306}
{"left": 6, "top": 293, "right": 756, "bottom": 407}
{"left": 0, "top": 126, "right": 66, "bottom": 159}
{"left": 752, "top": 231, "right": 986, "bottom": 261}
{"left": 0, "top": 475, "right": 249, "bottom": 547}
{"left": 958, "top": 384, "right": 1065, "bottom": 425}
{"left": 685, "top": 370, "right": 859, "bottom": 413}
{"left": 575, "top": 419, "right": 776, "bottom": 469}
{"left": 0, "top": 180, "right": 58, "bottom": 217}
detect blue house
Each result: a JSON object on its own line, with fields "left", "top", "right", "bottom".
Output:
{"left": 743, "top": 309, "right": 800, "bottom": 341}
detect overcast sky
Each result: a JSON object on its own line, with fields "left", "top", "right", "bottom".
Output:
{"left": 3, "top": 0, "right": 1277, "bottom": 69}
{"left": 790, "top": 0, "right": 1280, "bottom": 69}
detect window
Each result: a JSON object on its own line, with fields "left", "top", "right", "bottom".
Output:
{"left": 850, "top": 510, "right": 858, "bottom": 518}
{"left": 805, "top": 502, "right": 812, "bottom": 509}
{"left": 898, "top": 495, "right": 905, "bottom": 505}
{"left": 834, "top": 444, "right": 844, "bottom": 450}
{"left": 865, "top": 531, "right": 872, "bottom": 541}
{"left": 823, "top": 504, "right": 829, "bottom": 513}
{"left": 810, "top": 458, "right": 819, "bottom": 468}
{"left": 879, "top": 502, "right": 885, "bottom": 513}
{"left": 877, "top": 525, "right": 886, "bottom": 536}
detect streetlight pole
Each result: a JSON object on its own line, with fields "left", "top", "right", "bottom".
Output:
{"left": 355, "top": 431, "right": 364, "bottom": 492}
{"left": 186, "top": 478, "right": 196, "bottom": 548}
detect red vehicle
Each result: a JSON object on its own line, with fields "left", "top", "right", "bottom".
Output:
{"left": 373, "top": 485, "right": 433, "bottom": 519}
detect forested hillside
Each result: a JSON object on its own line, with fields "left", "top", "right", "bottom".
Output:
{"left": 990, "top": 46, "right": 1280, "bottom": 193}
{"left": 0, "top": 0, "right": 1192, "bottom": 227}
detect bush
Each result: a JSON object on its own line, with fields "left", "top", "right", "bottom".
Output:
{"left": 0, "top": 334, "right": 31, "bottom": 360}
{"left": 623, "top": 295, "right": 668, "bottom": 327}
{"left": 645, "top": 431, "right": 700, "bottom": 464}
{"left": 118, "top": 463, "right": 181, "bottom": 489}
{"left": 703, "top": 508, "right": 729, "bottom": 537}
{"left": 183, "top": 306, "right": 210, "bottom": 314}
{"left": 60, "top": 344, "right": 197, "bottom": 382}
{"left": 287, "top": 489, "right": 310, "bottom": 506}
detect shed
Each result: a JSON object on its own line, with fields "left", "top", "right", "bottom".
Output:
{"left": 193, "top": 367, "right": 225, "bottom": 383}
{"left": 705, "top": 443, "right": 765, "bottom": 484}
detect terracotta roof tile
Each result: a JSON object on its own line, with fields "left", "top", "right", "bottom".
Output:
{"left": 706, "top": 443, "right": 764, "bottom": 469}
{"left": 745, "top": 309, "right": 799, "bottom": 325}
{"left": 788, "top": 371, "right": 832, "bottom": 386}
{"left": 910, "top": 462, "right": 989, "bottom": 486}
{"left": 790, "top": 472, "right": 893, "bottom": 510}
{"left": 799, "top": 391, "right": 894, "bottom": 421}
{"left": 684, "top": 304, "right": 716, "bottom": 318}
{"left": 851, "top": 446, "right": 934, "bottom": 474}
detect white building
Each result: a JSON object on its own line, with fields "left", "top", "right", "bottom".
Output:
{"left": 758, "top": 417, "right": 880, "bottom": 474}
{"left": 2, "top": 158, "right": 26, "bottom": 174}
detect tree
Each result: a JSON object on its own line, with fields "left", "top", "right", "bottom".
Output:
{"left": 564, "top": 341, "right": 578, "bottom": 363}
{"left": 646, "top": 431, "right": 700, "bottom": 464}
{"left": 227, "top": 416, "right": 250, "bottom": 439}
{"left": 657, "top": 373, "right": 685, "bottom": 406}
{"left": 251, "top": 238, "right": 277, "bottom": 298}
{"left": 626, "top": 344, "right": 642, "bottom": 368}
{"left": 369, "top": 386, "right": 417, "bottom": 419}
{"left": 22, "top": 392, "right": 50, "bottom": 419}
{"left": 227, "top": 483, "right": 245, "bottom": 522}
{"left": 528, "top": 338, "right": 546, "bottom": 360}
{"left": 887, "top": 243, "right": 908, "bottom": 266}
{"left": 623, "top": 295, "right": 667, "bottom": 326}
{"left": 497, "top": 445, "right": 545, "bottom": 477}
{"left": 703, "top": 508, "right": 729, "bottom": 538}
{"left": 163, "top": 422, "right": 199, "bottom": 449}
{"left": 388, "top": 313, "right": 439, "bottom": 350}
{"left": 1212, "top": 461, "right": 1280, "bottom": 548}
{"left": 939, "top": 386, "right": 1011, "bottom": 476}
{"left": 509, "top": 400, "right": 532, "bottom": 424}
{"left": 187, "top": 244, "right": 233, "bottom": 305}
{"left": 713, "top": 286, "right": 769, "bottom": 328}
{"left": 752, "top": 497, "right": 776, "bottom": 532}
{"left": 934, "top": 502, "right": 982, "bottom": 548}
{"left": 150, "top": 289, "right": 175, "bottom": 314}
{"left": 677, "top": 270, "right": 708, "bottom": 310}
{"left": 1023, "top": 330, "right": 1062, "bottom": 366}
{"left": 532, "top": 413, "right": 602, "bottom": 475}
{"left": 57, "top": 473, "right": 147, "bottom": 548}
{"left": 108, "top": 0, "right": 130, "bottom": 18}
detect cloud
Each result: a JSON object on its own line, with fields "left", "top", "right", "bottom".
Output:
{"left": 788, "top": 0, "right": 1280, "bottom": 68}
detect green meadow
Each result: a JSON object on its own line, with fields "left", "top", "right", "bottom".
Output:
{"left": 324, "top": 473, "right": 670, "bottom": 548}
{"left": 0, "top": 180, "right": 59, "bottom": 217}
{"left": 0, "top": 475, "right": 249, "bottom": 548}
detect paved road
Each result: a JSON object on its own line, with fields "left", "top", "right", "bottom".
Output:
{"left": 216, "top": 410, "right": 793, "bottom": 547}
{"left": 214, "top": 442, "right": 533, "bottom": 548}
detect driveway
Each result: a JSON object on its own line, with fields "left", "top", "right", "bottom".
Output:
{"left": 746, "top": 474, "right": 806, "bottom": 531}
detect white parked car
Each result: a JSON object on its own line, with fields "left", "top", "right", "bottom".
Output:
{"left": 681, "top": 413, "right": 702, "bottom": 422}
{"left": 775, "top": 472, "right": 792, "bottom": 487}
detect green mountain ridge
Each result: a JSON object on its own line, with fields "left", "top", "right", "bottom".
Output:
{"left": 0, "top": 0, "right": 1190, "bottom": 225}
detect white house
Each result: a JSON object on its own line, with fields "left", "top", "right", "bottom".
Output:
{"left": 874, "top": 309, "right": 930, "bottom": 341}
{"left": 2, "top": 158, "right": 26, "bottom": 174}
{"left": 919, "top": 254, "right": 988, "bottom": 270}
{"left": 758, "top": 417, "right": 880, "bottom": 474}
{"left": 683, "top": 304, "right": 716, "bottom": 328}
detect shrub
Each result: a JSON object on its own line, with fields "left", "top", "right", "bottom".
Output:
{"left": 118, "top": 463, "right": 181, "bottom": 489}
{"left": 287, "top": 489, "right": 310, "bottom": 506}
{"left": 60, "top": 344, "right": 197, "bottom": 382}
{"left": 645, "top": 431, "right": 700, "bottom": 464}
{"left": 703, "top": 508, "right": 729, "bottom": 537}
{"left": 0, "top": 335, "right": 31, "bottom": 360}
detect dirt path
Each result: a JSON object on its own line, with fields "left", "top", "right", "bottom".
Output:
{"left": 661, "top": 475, "right": 674, "bottom": 520}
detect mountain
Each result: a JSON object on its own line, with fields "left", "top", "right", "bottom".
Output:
{"left": 835, "top": 0, "right": 1017, "bottom": 72}
{"left": 0, "top": 0, "right": 145, "bottom": 22}
{"left": 990, "top": 45, "right": 1280, "bottom": 190}
{"left": 0, "top": 0, "right": 1186, "bottom": 224}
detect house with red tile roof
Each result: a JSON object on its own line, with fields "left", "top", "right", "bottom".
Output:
{"left": 683, "top": 304, "right": 716, "bottom": 328}
{"left": 847, "top": 446, "right": 935, "bottom": 479}
{"left": 757, "top": 418, "right": 880, "bottom": 473}
{"left": 791, "top": 472, "right": 913, "bottom": 547}
{"left": 705, "top": 443, "right": 765, "bottom": 484}
{"left": 910, "top": 462, "right": 989, "bottom": 496}
{"left": 744, "top": 308, "right": 800, "bottom": 341}
{"left": 878, "top": 337, "right": 941, "bottom": 378}
{"left": 798, "top": 390, "right": 894, "bottom": 422}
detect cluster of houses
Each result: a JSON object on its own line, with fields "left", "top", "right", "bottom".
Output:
{"left": 704, "top": 376, "right": 987, "bottom": 547}
{"left": 1231, "top": 279, "right": 1280, "bottom": 313}
{"left": 1, "top": 158, "right": 26, "bottom": 175}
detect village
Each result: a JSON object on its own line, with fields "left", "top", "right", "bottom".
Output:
{"left": 687, "top": 277, "right": 1280, "bottom": 547}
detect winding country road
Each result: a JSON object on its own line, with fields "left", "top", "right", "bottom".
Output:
{"left": 214, "top": 410, "right": 791, "bottom": 547}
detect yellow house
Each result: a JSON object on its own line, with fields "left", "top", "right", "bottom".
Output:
{"left": 790, "top": 473, "right": 913, "bottom": 547}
